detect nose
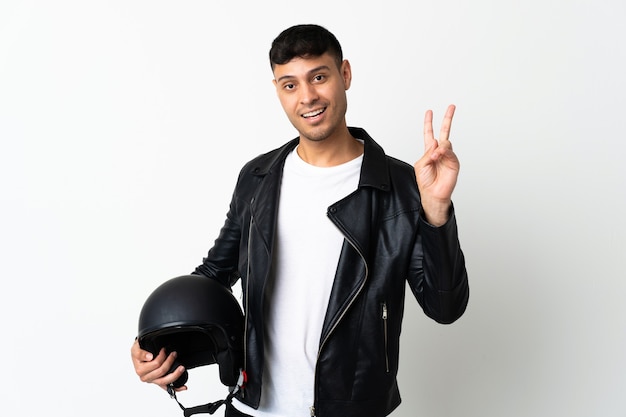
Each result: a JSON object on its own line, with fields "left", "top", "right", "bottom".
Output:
{"left": 300, "top": 83, "right": 319, "bottom": 105}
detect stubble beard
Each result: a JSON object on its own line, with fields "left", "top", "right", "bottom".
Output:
{"left": 298, "top": 106, "right": 346, "bottom": 143}
{"left": 300, "top": 126, "right": 335, "bottom": 142}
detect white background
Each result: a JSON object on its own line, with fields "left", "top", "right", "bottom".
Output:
{"left": 1, "top": 1, "right": 625, "bottom": 416}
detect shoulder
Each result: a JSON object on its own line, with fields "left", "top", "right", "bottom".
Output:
{"left": 239, "top": 138, "right": 299, "bottom": 177}
{"left": 386, "top": 155, "right": 416, "bottom": 180}
{"left": 353, "top": 126, "right": 416, "bottom": 191}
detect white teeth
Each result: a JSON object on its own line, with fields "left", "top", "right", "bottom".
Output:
{"left": 303, "top": 108, "right": 325, "bottom": 118}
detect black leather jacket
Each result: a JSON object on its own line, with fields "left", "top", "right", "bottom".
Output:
{"left": 195, "top": 127, "right": 469, "bottom": 417}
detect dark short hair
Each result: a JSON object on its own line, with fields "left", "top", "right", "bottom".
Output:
{"left": 269, "top": 24, "right": 343, "bottom": 70}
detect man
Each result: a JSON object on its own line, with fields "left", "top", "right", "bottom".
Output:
{"left": 131, "top": 24, "right": 469, "bottom": 417}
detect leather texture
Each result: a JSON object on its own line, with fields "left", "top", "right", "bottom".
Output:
{"left": 194, "top": 127, "right": 469, "bottom": 417}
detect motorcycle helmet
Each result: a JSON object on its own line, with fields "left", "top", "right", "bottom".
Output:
{"left": 137, "top": 274, "right": 245, "bottom": 389}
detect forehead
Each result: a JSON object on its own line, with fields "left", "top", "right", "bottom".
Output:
{"left": 272, "top": 53, "right": 338, "bottom": 81}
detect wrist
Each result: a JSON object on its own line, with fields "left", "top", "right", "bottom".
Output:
{"left": 421, "top": 198, "right": 451, "bottom": 227}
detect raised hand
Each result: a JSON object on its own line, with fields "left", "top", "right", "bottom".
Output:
{"left": 414, "top": 104, "right": 460, "bottom": 226}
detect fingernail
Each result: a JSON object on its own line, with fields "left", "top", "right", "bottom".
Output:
{"left": 146, "top": 353, "right": 153, "bottom": 361}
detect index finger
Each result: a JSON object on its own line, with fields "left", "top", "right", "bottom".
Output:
{"left": 423, "top": 109, "right": 435, "bottom": 149}
{"left": 439, "top": 104, "right": 456, "bottom": 143}
{"left": 131, "top": 338, "right": 154, "bottom": 363}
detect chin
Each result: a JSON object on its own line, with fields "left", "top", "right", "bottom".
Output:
{"left": 298, "top": 122, "right": 338, "bottom": 142}
{"left": 300, "top": 130, "right": 331, "bottom": 142}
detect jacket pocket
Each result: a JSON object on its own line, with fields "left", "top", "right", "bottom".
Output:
{"left": 382, "top": 302, "right": 390, "bottom": 373}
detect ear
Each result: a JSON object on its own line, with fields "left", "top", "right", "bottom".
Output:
{"left": 340, "top": 59, "right": 352, "bottom": 90}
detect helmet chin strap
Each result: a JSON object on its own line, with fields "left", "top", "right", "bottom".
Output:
{"left": 166, "top": 370, "right": 247, "bottom": 417}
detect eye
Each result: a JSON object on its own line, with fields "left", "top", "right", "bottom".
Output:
{"left": 313, "top": 74, "right": 325, "bottom": 83}
{"left": 283, "top": 83, "right": 295, "bottom": 91}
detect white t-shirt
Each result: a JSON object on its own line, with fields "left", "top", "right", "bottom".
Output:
{"left": 233, "top": 146, "right": 363, "bottom": 417}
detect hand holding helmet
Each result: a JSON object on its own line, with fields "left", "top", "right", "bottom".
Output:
{"left": 130, "top": 339, "right": 188, "bottom": 392}
{"left": 132, "top": 274, "right": 246, "bottom": 415}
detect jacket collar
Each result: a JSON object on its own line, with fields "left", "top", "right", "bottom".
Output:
{"left": 251, "top": 127, "right": 391, "bottom": 192}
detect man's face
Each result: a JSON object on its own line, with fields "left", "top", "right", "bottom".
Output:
{"left": 272, "top": 52, "right": 352, "bottom": 143}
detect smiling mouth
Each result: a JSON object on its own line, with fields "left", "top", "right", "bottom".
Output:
{"left": 302, "top": 107, "right": 326, "bottom": 118}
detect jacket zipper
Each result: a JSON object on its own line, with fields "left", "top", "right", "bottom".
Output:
{"left": 311, "top": 234, "right": 369, "bottom": 417}
{"left": 242, "top": 211, "right": 255, "bottom": 396}
{"left": 382, "top": 302, "right": 390, "bottom": 373}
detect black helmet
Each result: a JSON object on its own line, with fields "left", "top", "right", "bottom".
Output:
{"left": 137, "top": 274, "right": 245, "bottom": 389}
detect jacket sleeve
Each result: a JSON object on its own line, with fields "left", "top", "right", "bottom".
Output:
{"left": 192, "top": 201, "right": 243, "bottom": 288}
{"left": 407, "top": 204, "right": 469, "bottom": 324}
{"left": 192, "top": 168, "right": 251, "bottom": 288}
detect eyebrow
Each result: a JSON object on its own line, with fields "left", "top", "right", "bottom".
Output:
{"left": 275, "top": 65, "right": 332, "bottom": 83}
